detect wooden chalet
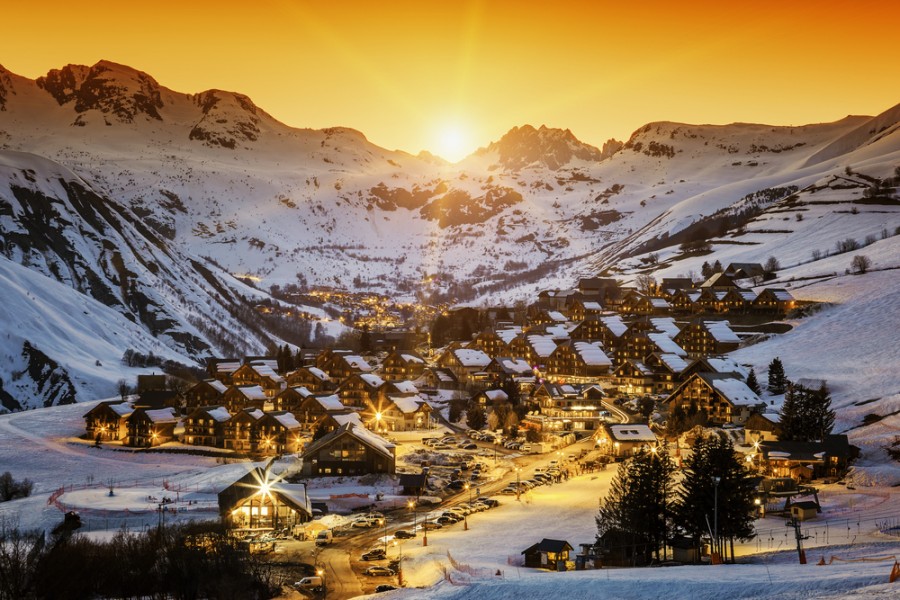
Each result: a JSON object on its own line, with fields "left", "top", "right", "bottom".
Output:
{"left": 567, "top": 298, "right": 605, "bottom": 322}
{"left": 206, "top": 358, "right": 242, "bottom": 385}
{"left": 593, "top": 423, "right": 657, "bottom": 458}
{"left": 522, "top": 538, "right": 573, "bottom": 569}
{"left": 466, "top": 331, "right": 510, "bottom": 359}
{"left": 485, "top": 356, "right": 534, "bottom": 387}
{"left": 753, "top": 288, "right": 796, "bottom": 314}
{"left": 669, "top": 289, "right": 701, "bottom": 313}
{"left": 380, "top": 351, "right": 427, "bottom": 381}
{"left": 255, "top": 411, "right": 303, "bottom": 456}
{"left": 674, "top": 321, "right": 741, "bottom": 358}
{"left": 183, "top": 379, "right": 228, "bottom": 413}
{"left": 569, "top": 314, "right": 627, "bottom": 349}
{"left": 294, "top": 393, "right": 348, "bottom": 432}
{"left": 83, "top": 401, "right": 133, "bottom": 442}
{"left": 667, "top": 372, "right": 761, "bottom": 425}
{"left": 758, "top": 435, "right": 852, "bottom": 481}
{"left": 231, "top": 362, "right": 285, "bottom": 398}
{"left": 644, "top": 352, "right": 691, "bottom": 394}
{"left": 323, "top": 352, "right": 374, "bottom": 381}
{"left": 183, "top": 405, "right": 231, "bottom": 448}
{"left": 300, "top": 422, "right": 396, "bottom": 476}
{"left": 529, "top": 383, "right": 608, "bottom": 432}
{"left": 222, "top": 384, "right": 269, "bottom": 413}
{"left": 421, "top": 367, "right": 458, "bottom": 390}
{"left": 126, "top": 407, "right": 178, "bottom": 447}
{"left": 337, "top": 372, "right": 386, "bottom": 408}
{"left": 744, "top": 412, "right": 782, "bottom": 446}
{"left": 699, "top": 272, "right": 740, "bottom": 289}
{"left": 472, "top": 388, "right": 509, "bottom": 408}
{"left": 223, "top": 408, "right": 264, "bottom": 453}
{"left": 218, "top": 466, "right": 311, "bottom": 531}
{"left": 273, "top": 385, "right": 314, "bottom": 413}
{"left": 577, "top": 278, "right": 621, "bottom": 304}
{"left": 364, "top": 393, "right": 434, "bottom": 432}
{"left": 285, "top": 366, "right": 333, "bottom": 392}
{"left": 724, "top": 262, "right": 765, "bottom": 280}
{"left": 546, "top": 340, "right": 612, "bottom": 380}
{"left": 436, "top": 347, "right": 492, "bottom": 388}
{"left": 614, "top": 359, "right": 655, "bottom": 396}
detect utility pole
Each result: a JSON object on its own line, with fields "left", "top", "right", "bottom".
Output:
{"left": 713, "top": 476, "right": 721, "bottom": 563}
{"left": 787, "top": 516, "right": 808, "bottom": 564}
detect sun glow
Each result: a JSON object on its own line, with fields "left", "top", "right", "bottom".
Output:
{"left": 432, "top": 121, "right": 474, "bottom": 163}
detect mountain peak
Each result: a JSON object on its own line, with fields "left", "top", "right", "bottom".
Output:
{"left": 36, "top": 60, "right": 164, "bottom": 123}
{"left": 477, "top": 124, "right": 606, "bottom": 170}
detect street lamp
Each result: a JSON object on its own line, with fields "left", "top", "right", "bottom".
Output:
{"left": 463, "top": 483, "right": 470, "bottom": 530}
{"left": 713, "top": 476, "right": 721, "bottom": 563}
{"left": 408, "top": 499, "right": 417, "bottom": 535}
{"left": 316, "top": 567, "right": 326, "bottom": 598}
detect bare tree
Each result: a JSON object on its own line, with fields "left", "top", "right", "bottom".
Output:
{"left": 635, "top": 274, "right": 657, "bottom": 295}
{"left": 851, "top": 255, "right": 872, "bottom": 274}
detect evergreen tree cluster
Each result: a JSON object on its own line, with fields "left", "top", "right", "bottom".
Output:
{"left": 597, "top": 436, "right": 757, "bottom": 564}
{"left": 767, "top": 357, "right": 787, "bottom": 394}
{"left": 779, "top": 383, "right": 836, "bottom": 442}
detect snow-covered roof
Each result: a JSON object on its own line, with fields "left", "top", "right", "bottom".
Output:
{"left": 705, "top": 357, "right": 749, "bottom": 379}
{"left": 496, "top": 328, "right": 522, "bottom": 344}
{"left": 360, "top": 373, "right": 386, "bottom": 388}
{"left": 288, "top": 385, "right": 314, "bottom": 398}
{"left": 495, "top": 357, "right": 533, "bottom": 374}
{"left": 623, "top": 359, "right": 653, "bottom": 376}
{"left": 207, "top": 380, "right": 228, "bottom": 394}
{"left": 484, "top": 389, "right": 509, "bottom": 402}
{"left": 765, "top": 288, "right": 795, "bottom": 301}
{"left": 648, "top": 332, "right": 687, "bottom": 356}
{"left": 400, "top": 354, "right": 425, "bottom": 364}
{"left": 704, "top": 321, "right": 740, "bottom": 343}
{"left": 545, "top": 324, "right": 572, "bottom": 340}
{"left": 252, "top": 364, "right": 284, "bottom": 383}
{"left": 307, "top": 367, "right": 330, "bottom": 381}
{"left": 216, "top": 361, "right": 241, "bottom": 373}
{"left": 657, "top": 353, "right": 689, "bottom": 373}
{"left": 314, "top": 394, "right": 345, "bottom": 411}
{"left": 269, "top": 481, "right": 312, "bottom": 515}
{"left": 389, "top": 395, "right": 425, "bottom": 414}
{"left": 582, "top": 301, "right": 603, "bottom": 311}
{"left": 391, "top": 380, "right": 419, "bottom": 394}
{"left": 270, "top": 412, "right": 301, "bottom": 429}
{"left": 600, "top": 315, "right": 628, "bottom": 338}
{"left": 236, "top": 385, "right": 267, "bottom": 401}
{"left": 346, "top": 423, "right": 395, "bottom": 456}
{"left": 711, "top": 377, "right": 760, "bottom": 406}
{"left": 109, "top": 402, "right": 135, "bottom": 417}
{"left": 344, "top": 355, "right": 374, "bottom": 372}
{"left": 650, "top": 298, "right": 671, "bottom": 308}
{"left": 332, "top": 412, "right": 363, "bottom": 427}
{"left": 547, "top": 310, "right": 568, "bottom": 322}
{"left": 528, "top": 335, "right": 558, "bottom": 358}
{"left": 573, "top": 341, "right": 612, "bottom": 366}
{"left": 608, "top": 424, "right": 657, "bottom": 442}
{"left": 145, "top": 407, "right": 177, "bottom": 423}
{"left": 454, "top": 348, "right": 492, "bottom": 368}
{"left": 650, "top": 317, "right": 680, "bottom": 338}
{"left": 739, "top": 290, "right": 758, "bottom": 302}
{"left": 207, "top": 406, "right": 232, "bottom": 422}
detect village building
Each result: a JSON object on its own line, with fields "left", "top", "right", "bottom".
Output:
{"left": 674, "top": 321, "right": 741, "bottom": 358}
{"left": 567, "top": 298, "right": 604, "bottom": 322}
{"left": 380, "top": 350, "right": 428, "bottom": 381}
{"left": 83, "top": 401, "right": 133, "bottom": 442}
{"left": 569, "top": 314, "right": 627, "bottom": 349}
{"left": 299, "top": 422, "right": 396, "bottom": 476}
{"left": 472, "top": 388, "right": 509, "bottom": 408}
{"left": 272, "top": 385, "right": 314, "bottom": 414}
{"left": 643, "top": 352, "right": 691, "bottom": 394}
{"left": 255, "top": 411, "right": 303, "bottom": 456}
{"left": 436, "top": 347, "right": 492, "bottom": 389}
{"left": 744, "top": 412, "right": 782, "bottom": 446}
{"left": 758, "top": 435, "right": 852, "bottom": 481}
{"left": 364, "top": 393, "right": 434, "bottom": 432}
{"left": 221, "top": 384, "right": 269, "bottom": 413}
{"left": 667, "top": 372, "right": 761, "bottom": 425}
{"left": 231, "top": 362, "right": 285, "bottom": 398}
{"left": 183, "top": 405, "right": 231, "bottom": 448}
{"left": 669, "top": 289, "right": 701, "bottom": 313}
{"left": 753, "top": 288, "right": 796, "bottom": 314}
{"left": 182, "top": 379, "right": 228, "bottom": 413}
{"left": 293, "top": 393, "right": 348, "bottom": 432}
{"left": 223, "top": 408, "right": 265, "bottom": 453}
{"left": 125, "top": 407, "right": 178, "bottom": 447}
{"left": 218, "top": 466, "right": 312, "bottom": 531}
{"left": 724, "top": 262, "right": 765, "bottom": 280}
{"left": 529, "top": 382, "right": 608, "bottom": 432}
{"left": 337, "top": 372, "right": 386, "bottom": 408}
{"left": 594, "top": 423, "right": 658, "bottom": 458}
{"left": 522, "top": 538, "right": 574, "bottom": 570}
{"left": 206, "top": 358, "right": 242, "bottom": 384}
{"left": 485, "top": 356, "right": 534, "bottom": 387}
{"left": 285, "top": 366, "right": 333, "bottom": 392}
{"left": 323, "top": 352, "right": 374, "bottom": 381}
{"left": 545, "top": 340, "right": 612, "bottom": 381}
{"left": 614, "top": 359, "right": 655, "bottom": 396}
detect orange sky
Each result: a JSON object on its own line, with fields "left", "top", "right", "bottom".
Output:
{"left": 3, "top": 0, "right": 899, "bottom": 161}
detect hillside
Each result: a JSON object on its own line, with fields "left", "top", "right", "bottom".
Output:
{"left": 0, "top": 60, "right": 898, "bottom": 411}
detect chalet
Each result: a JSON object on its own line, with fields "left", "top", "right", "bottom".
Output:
{"left": 380, "top": 351, "right": 427, "bottom": 381}
{"left": 221, "top": 384, "right": 269, "bottom": 413}
{"left": 724, "top": 262, "right": 765, "bottom": 280}
{"left": 300, "top": 422, "right": 396, "bottom": 476}
{"left": 569, "top": 314, "right": 627, "bottom": 350}
{"left": 529, "top": 309, "right": 569, "bottom": 328}
{"left": 255, "top": 411, "right": 303, "bottom": 456}
{"left": 695, "top": 288, "right": 727, "bottom": 313}
{"left": 649, "top": 317, "right": 681, "bottom": 339}
{"left": 699, "top": 272, "right": 740, "bottom": 289}
{"left": 545, "top": 340, "right": 612, "bottom": 380}
{"left": 364, "top": 394, "right": 433, "bottom": 432}
{"left": 294, "top": 393, "right": 348, "bottom": 432}
{"left": 667, "top": 372, "right": 761, "bottom": 425}
{"left": 207, "top": 358, "right": 242, "bottom": 384}
{"left": 620, "top": 292, "right": 671, "bottom": 316}
{"left": 273, "top": 385, "right": 314, "bottom": 413}
{"left": 398, "top": 473, "right": 427, "bottom": 496}
{"left": 436, "top": 347, "right": 492, "bottom": 388}
{"left": 218, "top": 466, "right": 311, "bottom": 531}
{"left": 614, "top": 360, "right": 655, "bottom": 396}
{"left": 285, "top": 366, "right": 333, "bottom": 392}
{"left": 126, "top": 407, "right": 178, "bottom": 447}
{"left": 83, "top": 401, "right": 133, "bottom": 442}
{"left": 659, "top": 277, "right": 694, "bottom": 295}
{"left": 223, "top": 408, "right": 264, "bottom": 453}
{"left": 669, "top": 289, "right": 701, "bottom": 313}
{"left": 758, "top": 435, "right": 852, "bottom": 481}
{"left": 567, "top": 298, "right": 604, "bottom": 322}
{"left": 674, "top": 321, "right": 741, "bottom": 358}
{"left": 614, "top": 330, "right": 654, "bottom": 365}
{"left": 577, "top": 278, "right": 621, "bottom": 304}
{"left": 647, "top": 332, "right": 687, "bottom": 358}
{"left": 421, "top": 367, "right": 458, "bottom": 390}
{"left": 530, "top": 382, "right": 608, "bottom": 432}
{"left": 681, "top": 356, "right": 749, "bottom": 381}
{"left": 473, "top": 388, "right": 509, "bottom": 407}
{"left": 134, "top": 388, "right": 180, "bottom": 411}
{"left": 644, "top": 352, "right": 690, "bottom": 394}
{"left": 536, "top": 289, "right": 578, "bottom": 311}
{"left": 183, "top": 379, "right": 228, "bottom": 413}
{"left": 744, "top": 412, "right": 782, "bottom": 446}
{"left": 753, "top": 288, "right": 796, "bottom": 314}
{"left": 337, "top": 373, "right": 386, "bottom": 408}
{"left": 594, "top": 423, "right": 657, "bottom": 458}
{"left": 466, "top": 331, "right": 511, "bottom": 359}
{"left": 183, "top": 406, "right": 231, "bottom": 448}
{"left": 321, "top": 351, "right": 373, "bottom": 381}
{"left": 790, "top": 501, "right": 820, "bottom": 522}
{"left": 720, "top": 288, "right": 756, "bottom": 313}
{"left": 485, "top": 356, "right": 534, "bottom": 386}
{"left": 522, "top": 538, "right": 573, "bottom": 570}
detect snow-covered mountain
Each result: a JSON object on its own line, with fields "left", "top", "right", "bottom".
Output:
{"left": 0, "top": 60, "right": 898, "bottom": 412}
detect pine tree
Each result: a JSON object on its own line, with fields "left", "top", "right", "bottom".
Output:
{"left": 781, "top": 382, "right": 835, "bottom": 441}
{"left": 466, "top": 402, "right": 486, "bottom": 431}
{"left": 675, "top": 435, "right": 756, "bottom": 563}
{"left": 767, "top": 357, "right": 787, "bottom": 395}
{"left": 701, "top": 261, "right": 713, "bottom": 278}
{"left": 779, "top": 383, "right": 802, "bottom": 441}
{"left": 596, "top": 448, "right": 675, "bottom": 565}
{"left": 712, "top": 260, "right": 723, "bottom": 273}
{"left": 746, "top": 368, "right": 762, "bottom": 395}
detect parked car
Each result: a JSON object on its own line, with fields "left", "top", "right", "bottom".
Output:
{"left": 436, "top": 515, "right": 459, "bottom": 525}
{"left": 459, "top": 442, "right": 477, "bottom": 450}
{"left": 364, "top": 566, "right": 395, "bottom": 576}
{"left": 294, "top": 576, "right": 323, "bottom": 592}
{"left": 361, "top": 548, "right": 387, "bottom": 561}
{"left": 394, "top": 529, "right": 415, "bottom": 539}
{"left": 375, "top": 584, "right": 398, "bottom": 593}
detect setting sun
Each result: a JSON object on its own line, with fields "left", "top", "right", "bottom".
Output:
{"left": 433, "top": 121, "right": 474, "bottom": 163}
